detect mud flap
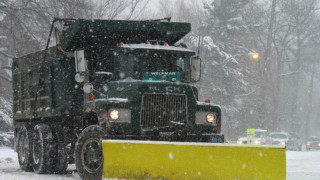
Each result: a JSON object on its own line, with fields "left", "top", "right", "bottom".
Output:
{"left": 102, "top": 140, "right": 286, "bottom": 180}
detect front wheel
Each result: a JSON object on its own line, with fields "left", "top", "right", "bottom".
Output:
{"left": 75, "top": 125, "right": 105, "bottom": 180}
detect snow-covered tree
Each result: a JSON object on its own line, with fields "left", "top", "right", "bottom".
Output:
{"left": 271, "top": 0, "right": 320, "bottom": 136}
{"left": 0, "top": 0, "right": 150, "bottom": 57}
{"left": 198, "top": 0, "right": 259, "bottom": 137}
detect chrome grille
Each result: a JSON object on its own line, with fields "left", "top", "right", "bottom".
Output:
{"left": 141, "top": 94, "right": 187, "bottom": 129}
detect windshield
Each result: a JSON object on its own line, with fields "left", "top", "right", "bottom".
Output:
{"left": 255, "top": 132, "right": 265, "bottom": 138}
{"left": 269, "top": 134, "right": 288, "bottom": 139}
{"left": 240, "top": 132, "right": 265, "bottom": 138}
{"left": 308, "top": 137, "right": 319, "bottom": 141}
{"left": 115, "top": 48, "right": 192, "bottom": 82}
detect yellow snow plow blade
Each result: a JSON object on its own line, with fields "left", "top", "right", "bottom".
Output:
{"left": 102, "top": 140, "right": 286, "bottom": 180}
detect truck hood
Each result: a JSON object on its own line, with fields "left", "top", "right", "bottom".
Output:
{"left": 97, "top": 81, "right": 198, "bottom": 104}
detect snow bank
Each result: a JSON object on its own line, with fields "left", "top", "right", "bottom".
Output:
{"left": 0, "top": 147, "right": 80, "bottom": 179}
{"left": 0, "top": 147, "right": 17, "bottom": 163}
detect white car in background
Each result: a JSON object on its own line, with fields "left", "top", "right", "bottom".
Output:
{"left": 237, "top": 129, "right": 268, "bottom": 145}
{"left": 268, "top": 132, "right": 290, "bottom": 146}
{"left": 306, "top": 136, "right": 320, "bottom": 150}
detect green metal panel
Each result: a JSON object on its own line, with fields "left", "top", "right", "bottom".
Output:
{"left": 11, "top": 47, "right": 82, "bottom": 119}
{"left": 61, "top": 19, "right": 191, "bottom": 51}
{"left": 93, "top": 81, "right": 218, "bottom": 135}
{"left": 12, "top": 48, "right": 57, "bottom": 119}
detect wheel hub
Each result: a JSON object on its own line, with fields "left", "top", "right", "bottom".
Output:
{"left": 81, "top": 138, "right": 102, "bottom": 173}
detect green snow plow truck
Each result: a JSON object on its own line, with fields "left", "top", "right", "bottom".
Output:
{"left": 12, "top": 18, "right": 223, "bottom": 179}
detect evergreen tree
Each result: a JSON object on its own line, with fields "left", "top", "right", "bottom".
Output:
{"left": 199, "top": 0, "right": 256, "bottom": 137}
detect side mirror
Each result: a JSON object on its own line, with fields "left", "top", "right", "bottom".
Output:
{"left": 190, "top": 56, "right": 201, "bottom": 82}
{"left": 75, "top": 50, "right": 87, "bottom": 73}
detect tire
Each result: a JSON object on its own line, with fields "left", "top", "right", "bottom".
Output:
{"left": 51, "top": 125, "right": 68, "bottom": 174}
{"left": 75, "top": 125, "right": 105, "bottom": 180}
{"left": 17, "top": 125, "right": 33, "bottom": 171}
{"left": 32, "top": 124, "right": 55, "bottom": 174}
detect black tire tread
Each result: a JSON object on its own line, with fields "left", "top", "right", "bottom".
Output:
{"left": 52, "top": 125, "right": 68, "bottom": 174}
{"left": 75, "top": 125, "right": 105, "bottom": 180}
{"left": 32, "top": 124, "right": 55, "bottom": 174}
{"left": 17, "top": 125, "right": 33, "bottom": 172}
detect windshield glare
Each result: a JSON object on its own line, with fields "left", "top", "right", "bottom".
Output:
{"left": 270, "top": 134, "right": 288, "bottom": 139}
{"left": 240, "top": 132, "right": 265, "bottom": 138}
{"left": 116, "top": 49, "right": 191, "bottom": 82}
{"left": 308, "top": 137, "right": 319, "bottom": 141}
{"left": 255, "top": 132, "right": 265, "bottom": 138}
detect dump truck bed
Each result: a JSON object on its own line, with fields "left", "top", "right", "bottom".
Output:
{"left": 12, "top": 47, "right": 56, "bottom": 70}
{"left": 61, "top": 19, "right": 191, "bottom": 51}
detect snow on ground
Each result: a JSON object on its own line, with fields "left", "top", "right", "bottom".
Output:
{"left": 0, "top": 146, "right": 319, "bottom": 179}
{"left": 286, "top": 150, "right": 320, "bottom": 180}
{"left": 0, "top": 147, "right": 79, "bottom": 180}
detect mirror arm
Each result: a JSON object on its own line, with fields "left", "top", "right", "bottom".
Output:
{"left": 55, "top": 27, "right": 74, "bottom": 58}
{"left": 93, "top": 89, "right": 107, "bottom": 97}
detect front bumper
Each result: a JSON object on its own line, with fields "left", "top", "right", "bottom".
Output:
{"left": 306, "top": 143, "right": 320, "bottom": 149}
{"left": 103, "top": 133, "right": 224, "bottom": 143}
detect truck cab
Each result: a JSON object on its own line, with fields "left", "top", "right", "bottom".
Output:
{"left": 79, "top": 42, "right": 222, "bottom": 142}
{"left": 58, "top": 19, "right": 223, "bottom": 143}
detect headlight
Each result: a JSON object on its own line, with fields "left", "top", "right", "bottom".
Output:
{"left": 255, "top": 140, "right": 261, "bottom": 145}
{"left": 108, "top": 108, "right": 131, "bottom": 122}
{"left": 110, "top": 110, "right": 119, "bottom": 120}
{"left": 306, "top": 143, "right": 310, "bottom": 146}
{"left": 281, "top": 142, "right": 285, "bottom": 146}
{"left": 237, "top": 140, "right": 243, "bottom": 144}
{"left": 195, "top": 111, "right": 218, "bottom": 125}
{"left": 206, "top": 113, "right": 216, "bottom": 123}
{"left": 318, "top": 143, "right": 320, "bottom": 147}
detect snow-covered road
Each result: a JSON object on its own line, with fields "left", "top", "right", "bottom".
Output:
{"left": 286, "top": 150, "right": 320, "bottom": 180}
{"left": 0, "top": 146, "right": 319, "bottom": 179}
{"left": 0, "top": 147, "right": 79, "bottom": 180}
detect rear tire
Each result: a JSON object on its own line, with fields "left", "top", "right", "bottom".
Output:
{"left": 52, "top": 125, "right": 68, "bottom": 174}
{"left": 17, "top": 125, "right": 33, "bottom": 171}
{"left": 75, "top": 125, "right": 105, "bottom": 180}
{"left": 32, "top": 124, "right": 55, "bottom": 174}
